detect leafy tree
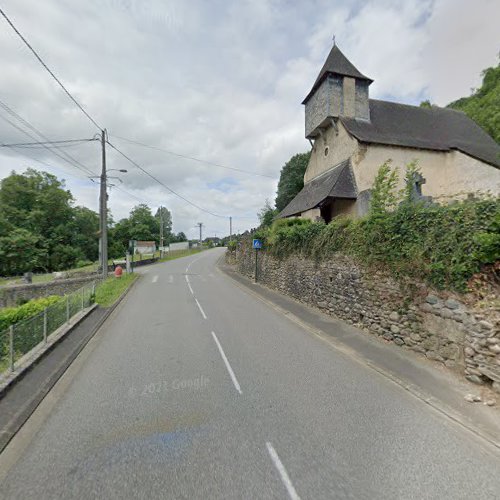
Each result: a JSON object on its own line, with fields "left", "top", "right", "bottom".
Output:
{"left": 419, "top": 100, "right": 432, "bottom": 108}
{"left": 170, "top": 232, "right": 187, "bottom": 243}
{"left": 0, "top": 168, "right": 187, "bottom": 273}
{"left": 155, "top": 206, "right": 173, "bottom": 243}
{"left": 49, "top": 244, "right": 85, "bottom": 271}
{"left": 258, "top": 199, "right": 278, "bottom": 228}
{"left": 369, "top": 161, "right": 399, "bottom": 216}
{"left": 0, "top": 229, "right": 47, "bottom": 275}
{"left": 447, "top": 62, "right": 500, "bottom": 143}
{"left": 0, "top": 169, "right": 83, "bottom": 272}
{"left": 71, "top": 206, "right": 100, "bottom": 262}
{"left": 126, "top": 204, "right": 158, "bottom": 241}
{"left": 0, "top": 169, "right": 73, "bottom": 236}
{"left": 275, "top": 151, "right": 311, "bottom": 212}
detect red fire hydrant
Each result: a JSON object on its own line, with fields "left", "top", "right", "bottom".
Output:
{"left": 114, "top": 265, "right": 123, "bottom": 278}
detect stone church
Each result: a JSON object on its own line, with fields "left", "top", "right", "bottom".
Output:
{"left": 279, "top": 44, "right": 500, "bottom": 221}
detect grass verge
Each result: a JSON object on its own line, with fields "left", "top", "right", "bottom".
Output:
{"left": 94, "top": 273, "right": 138, "bottom": 308}
{"left": 157, "top": 248, "right": 203, "bottom": 263}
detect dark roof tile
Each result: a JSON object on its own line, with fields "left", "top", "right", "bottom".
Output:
{"left": 341, "top": 100, "right": 500, "bottom": 168}
{"left": 303, "top": 45, "right": 372, "bottom": 104}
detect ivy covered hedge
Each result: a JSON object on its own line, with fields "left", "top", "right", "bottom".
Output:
{"left": 0, "top": 295, "right": 62, "bottom": 332}
{"left": 254, "top": 163, "right": 500, "bottom": 291}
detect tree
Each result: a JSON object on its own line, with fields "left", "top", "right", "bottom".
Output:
{"left": 258, "top": 199, "right": 278, "bottom": 228}
{"left": 275, "top": 152, "right": 311, "bottom": 212}
{"left": 0, "top": 169, "right": 80, "bottom": 272}
{"left": 127, "top": 204, "right": 158, "bottom": 241}
{"left": 170, "top": 232, "right": 187, "bottom": 243}
{"left": 155, "top": 206, "right": 173, "bottom": 244}
{"left": 419, "top": 100, "right": 433, "bottom": 108}
{"left": 0, "top": 229, "right": 47, "bottom": 275}
{"left": 71, "top": 206, "right": 100, "bottom": 262}
{"left": 447, "top": 62, "right": 500, "bottom": 143}
{"left": 0, "top": 169, "right": 73, "bottom": 236}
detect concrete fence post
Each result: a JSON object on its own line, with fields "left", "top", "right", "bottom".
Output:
{"left": 9, "top": 325, "right": 14, "bottom": 372}
{"left": 43, "top": 308, "right": 47, "bottom": 343}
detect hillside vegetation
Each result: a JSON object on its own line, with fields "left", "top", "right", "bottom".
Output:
{"left": 447, "top": 62, "right": 500, "bottom": 143}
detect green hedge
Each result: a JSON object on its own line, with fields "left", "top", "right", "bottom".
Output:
{"left": 0, "top": 295, "right": 62, "bottom": 332}
{"left": 252, "top": 196, "right": 500, "bottom": 292}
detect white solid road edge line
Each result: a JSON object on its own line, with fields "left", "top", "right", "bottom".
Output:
{"left": 188, "top": 282, "right": 194, "bottom": 295}
{"left": 211, "top": 331, "right": 242, "bottom": 394}
{"left": 266, "top": 442, "right": 301, "bottom": 500}
{"left": 195, "top": 299, "right": 207, "bottom": 319}
{"left": 185, "top": 274, "right": 189, "bottom": 283}
{"left": 152, "top": 275, "right": 159, "bottom": 283}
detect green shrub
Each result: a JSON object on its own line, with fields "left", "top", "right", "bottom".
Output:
{"left": 76, "top": 259, "right": 93, "bottom": 268}
{"left": 0, "top": 295, "right": 62, "bottom": 332}
{"left": 243, "top": 161, "right": 500, "bottom": 291}
{"left": 473, "top": 213, "right": 500, "bottom": 264}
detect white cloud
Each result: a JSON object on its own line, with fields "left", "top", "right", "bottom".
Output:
{"left": 422, "top": 0, "right": 500, "bottom": 105}
{"left": 0, "top": 0, "right": 497, "bottom": 238}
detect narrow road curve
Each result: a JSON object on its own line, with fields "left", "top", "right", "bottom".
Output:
{"left": 0, "top": 248, "right": 499, "bottom": 499}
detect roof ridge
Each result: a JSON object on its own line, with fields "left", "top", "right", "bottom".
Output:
{"left": 340, "top": 99, "right": 500, "bottom": 168}
{"left": 368, "top": 98, "right": 460, "bottom": 114}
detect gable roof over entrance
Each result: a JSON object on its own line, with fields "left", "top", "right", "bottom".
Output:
{"left": 279, "top": 159, "right": 357, "bottom": 218}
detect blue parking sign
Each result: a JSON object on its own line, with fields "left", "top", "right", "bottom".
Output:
{"left": 252, "top": 239, "right": 262, "bottom": 249}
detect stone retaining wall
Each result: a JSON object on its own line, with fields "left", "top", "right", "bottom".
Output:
{"left": 231, "top": 247, "right": 500, "bottom": 393}
{"left": 0, "top": 275, "right": 98, "bottom": 308}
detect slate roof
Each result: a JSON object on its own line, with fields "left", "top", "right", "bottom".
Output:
{"left": 302, "top": 45, "right": 373, "bottom": 104}
{"left": 279, "top": 159, "right": 357, "bottom": 218}
{"left": 341, "top": 100, "right": 500, "bottom": 168}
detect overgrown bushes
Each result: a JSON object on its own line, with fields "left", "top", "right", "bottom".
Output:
{"left": 252, "top": 163, "right": 500, "bottom": 291}
{"left": 0, "top": 295, "right": 62, "bottom": 332}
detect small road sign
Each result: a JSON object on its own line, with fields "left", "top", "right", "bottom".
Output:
{"left": 253, "top": 239, "right": 262, "bottom": 249}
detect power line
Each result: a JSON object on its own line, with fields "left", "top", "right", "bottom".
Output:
{"left": 112, "top": 185, "right": 146, "bottom": 204}
{"left": 110, "top": 134, "right": 276, "bottom": 179}
{"left": 0, "top": 99, "right": 97, "bottom": 172}
{"left": 106, "top": 140, "right": 229, "bottom": 218}
{"left": 0, "top": 7, "right": 102, "bottom": 131}
{"left": 0, "top": 113, "right": 95, "bottom": 177}
{"left": 0, "top": 138, "right": 96, "bottom": 148}
{"left": 0, "top": 113, "right": 96, "bottom": 177}
{"left": 7, "top": 144, "right": 99, "bottom": 191}
{"left": 7, "top": 140, "right": 150, "bottom": 213}
{"left": 0, "top": 100, "right": 97, "bottom": 176}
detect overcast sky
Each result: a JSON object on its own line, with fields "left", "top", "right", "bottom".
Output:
{"left": 0, "top": 0, "right": 498, "bottom": 239}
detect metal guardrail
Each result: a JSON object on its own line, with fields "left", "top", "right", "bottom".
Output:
{"left": 0, "top": 282, "right": 96, "bottom": 375}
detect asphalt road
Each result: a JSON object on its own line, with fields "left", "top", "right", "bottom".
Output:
{"left": 1, "top": 248, "right": 499, "bottom": 499}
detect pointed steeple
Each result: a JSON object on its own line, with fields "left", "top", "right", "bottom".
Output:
{"left": 303, "top": 44, "right": 373, "bottom": 138}
{"left": 302, "top": 45, "right": 372, "bottom": 104}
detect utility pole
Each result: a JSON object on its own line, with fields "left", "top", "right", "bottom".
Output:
{"left": 197, "top": 222, "right": 203, "bottom": 244}
{"left": 99, "top": 129, "right": 108, "bottom": 279}
{"left": 229, "top": 216, "right": 232, "bottom": 242}
{"left": 159, "top": 206, "right": 164, "bottom": 257}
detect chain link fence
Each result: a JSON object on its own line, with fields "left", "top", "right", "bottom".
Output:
{"left": 0, "top": 282, "right": 96, "bottom": 375}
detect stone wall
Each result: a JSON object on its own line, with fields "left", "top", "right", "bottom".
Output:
{"left": 0, "top": 275, "right": 98, "bottom": 308}
{"left": 232, "top": 247, "right": 500, "bottom": 393}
